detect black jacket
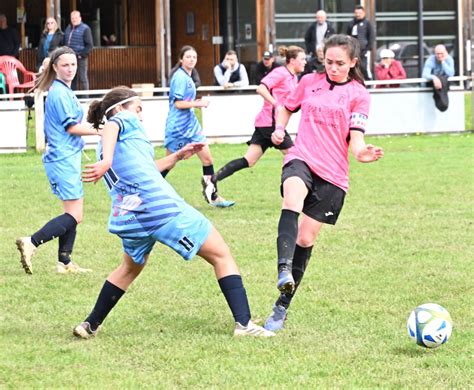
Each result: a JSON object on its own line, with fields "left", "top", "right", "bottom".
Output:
{"left": 304, "top": 21, "right": 336, "bottom": 55}
{"left": 254, "top": 61, "right": 281, "bottom": 85}
{"left": 37, "top": 30, "right": 64, "bottom": 69}
{"left": 346, "top": 18, "right": 374, "bottom": 54}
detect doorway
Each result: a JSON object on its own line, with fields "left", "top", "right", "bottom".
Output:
{"left": 170, "top": 0, "right": 221, "bottom": 86}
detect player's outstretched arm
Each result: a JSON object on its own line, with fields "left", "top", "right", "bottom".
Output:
{"left": 155, "top": 142, "right": 206, "bottom": 173}
{"left": 67, "top": 122, "right": 101, "bottom": 136}
{"left": 349, "top": 130, "right": 384, "bottom": 163}
{"left": 82, "top": 121, "right": 120, "bottom": 183}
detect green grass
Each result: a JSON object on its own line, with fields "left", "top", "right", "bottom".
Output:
{"left": 466, "top": 91, "right": 473, "bottom": 130}
{"left": 1, "top": 134, "right": 473, "bottom": 388}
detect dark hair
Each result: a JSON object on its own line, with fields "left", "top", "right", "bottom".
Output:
{"left": 35, "top": 46, "right": 76, "bottom": 92}
{"left": 87, "top": 86, "right": 138, "bottom": 128}
{"left": 323, "top": 34, "right": 365, "bottom": 85}
{"left": 355, "top": 5, "right": 365, "bottom": 11}
{"left": 169, "top": 45, "right": 200, "bottom": 86}
{"left": 280, "top": 45, "right": 305, "bottom": 64}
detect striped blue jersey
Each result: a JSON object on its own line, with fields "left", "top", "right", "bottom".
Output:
{"left": 164, "top": 67, "right": 201, "bottom": 139}
{"left": 43, "top": 79, "right": 85, "bottom": 163}
{"left": 97, "top": 111, "right": 187, "bottom": 238}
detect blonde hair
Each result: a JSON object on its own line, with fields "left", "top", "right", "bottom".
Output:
{"left": 43, "top": 17, "right": 59, "bottom": 34}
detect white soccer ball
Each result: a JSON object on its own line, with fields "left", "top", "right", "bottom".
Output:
{"left": 407, "top": 303, "right": 452, "bottom": 348}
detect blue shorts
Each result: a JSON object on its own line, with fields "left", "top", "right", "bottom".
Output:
{"left": 121, "top": 204, "right": 212, "bottom": 265}
{"left": 43, "top": 152, "right": 83, "bottom": 201}
{"left": 164, "top": 132, "right": 207, "bottom": 153}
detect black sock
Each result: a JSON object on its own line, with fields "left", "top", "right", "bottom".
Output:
{"left": 277, "top": 245, "right": 313, "bottom": 309}
{"left": 218, "top": 274, "right": 251, "bottom": 326}
{"left": 85, "top": 280, "right": 125, "bottom": 331}
{"left": 202, "top": 165, "right": 214, "bottom": 176}
{"left": 58, "top": 225, "right": 77, "bottom": 265}
{"left": 277, "top": 209, "right": 299, "bottom": 273}
{"left": 161, "top": 169, "right": 170, "bottom": 178}
{"left": 31, "top": 213, "right": 77, "bottom": 247}
{"left": 213, "top": 157, "right": 249, "bottom": 184}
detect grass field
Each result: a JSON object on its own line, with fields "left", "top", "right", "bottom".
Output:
{"left": 1, "top": 134, "right": 473, "bottom": 388}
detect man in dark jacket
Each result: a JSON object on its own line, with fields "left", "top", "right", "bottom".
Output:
{"left": 0, "top": 14, "right": 20, "bottom": 57}
{"left": 304, "top": 10, "right": 336, "bottom": 57}
{"left": 64, "top": 10, "right": 93, "bottom": 91}
{"left": 346, "top": 5, "right": 375, "bottom": 80}
{"left": 254, "top": 51, "right": 281, "bottom": 85}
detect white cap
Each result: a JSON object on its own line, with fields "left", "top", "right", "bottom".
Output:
{"left": 380, "top": 49, "right": 395, "bottom": 58}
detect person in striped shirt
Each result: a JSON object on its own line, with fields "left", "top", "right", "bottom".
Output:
{"left": 164, "top": 45, "right": 233, "bottom": 208}
{"left": 73, "top": 86, "right": 275, "bottom": 339}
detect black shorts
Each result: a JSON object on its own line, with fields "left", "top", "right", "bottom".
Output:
{"left": 247, "top": 126, "right": 294, "bottom": 153}
{"left": 281, "top": 159, "right": 346, "bottom": 225}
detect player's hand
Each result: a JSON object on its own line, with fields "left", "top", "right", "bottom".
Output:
{"left": 432, "top": 76, "right": 442, "bottom": 90}
{"left": 271, "top": 129, "right": 285, "bottom": 145}
{"left": 176, "top": 142, "right": 206, "bottom": 161}
{"left": 355, "top": 144, "right": 384, "bottom": 163}
{"left": 195, "top": 99, "right": 210, "bottom": 108}
{"left": 82, "top": 160, "right": 110, "bottom": 183}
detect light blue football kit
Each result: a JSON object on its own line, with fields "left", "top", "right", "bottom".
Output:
{"left": 43, "top": 79, "right": 85, "bottom": 200}
{"left": 164, "top": 67, "right": 206, "bottom": 152}
{"left": 98, "top": 111, "right": 211, "bottom": 264}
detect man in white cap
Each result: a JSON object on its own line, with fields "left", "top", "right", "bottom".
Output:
{"left": 375, "top": 48, "right": 406, "bottom": 88}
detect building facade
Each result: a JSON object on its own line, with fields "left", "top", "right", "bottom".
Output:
{"left": 1, "top": 0, "right": 472, "bottom": 88}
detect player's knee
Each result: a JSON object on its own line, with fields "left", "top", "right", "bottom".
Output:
{"left": 296, "top": 234, "right": 316, "bottom": 248}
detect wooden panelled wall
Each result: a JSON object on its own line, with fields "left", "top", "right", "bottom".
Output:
{"left": 20, "top": 47, "right": 158, "bottom": 89}
{"left": 18, "top": 0, "right": 159, "bottom": 90}
{"left": 128, "top": 0, "right": 156, "bottom": 46}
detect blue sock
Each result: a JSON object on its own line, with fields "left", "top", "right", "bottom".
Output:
{"left": 218, "top": 274, "right": 251, "bottom": 326}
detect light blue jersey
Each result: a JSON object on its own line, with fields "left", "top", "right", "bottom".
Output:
{"left": 98, "top": 111, "right": 211, "bottom": 263}
{"left": 43, "top": 79, "right": 85, "bottom": 163}
{"left": 164, "top": 67, "right": 204, "bottom": 151}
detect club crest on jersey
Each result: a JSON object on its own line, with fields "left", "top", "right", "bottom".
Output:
{"left": 113, "top": 193, "right": 143, "bottom": 216}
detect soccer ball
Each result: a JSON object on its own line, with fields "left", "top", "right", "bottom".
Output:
{"left": 407, "top": 303, "right": 452, "bottom": 348}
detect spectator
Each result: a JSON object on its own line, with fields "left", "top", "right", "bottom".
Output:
{"left": 422, "top": 44, "right": 454, "bottom": 112}
{"left": 301, "top": 44, "right": 325, "bottom": 77}
{"left": 304, "top": 10, "right": 335, "bottom": 58}
{"left": 101, "top": 34, "right": 116, "bottom": 46}
{"left": 37, "top": 17, "right": 64, "bottom": 71}
{"left": 422, "top": 44, "right": 454, "bottom": 89}
{"left": 275, "top": 46, "right": 288, "bottom": 65}
{"left": 214, "top": 50, "right": 249, "bottom": 88}
{"left": 253, "top": 50, "right": 281, "bottom": 85}
{"left": 346, "top": 5, "right": 375, "bottom": 80}
{"left": 0, "top": 13, "right": 20, "bottom": 57}
{"left": 38, "top": 57, "right": 51, "bottom": 73}
{"left": 64, "top": 10, "right": 93, "bottom": 91}
{"left": 374, "top": 48, "right": 406, "bottom": 88}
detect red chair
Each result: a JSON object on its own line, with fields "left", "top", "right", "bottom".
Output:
{"left": 0, "top": 56, "right": 37, "bottom": 96}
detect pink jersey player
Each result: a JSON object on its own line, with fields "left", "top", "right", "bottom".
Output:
{"left": 207, "top": 46, "right": 307, "bottom": 203}
{"left": 264, "top": 34, "right": 384, "bottom": 333}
